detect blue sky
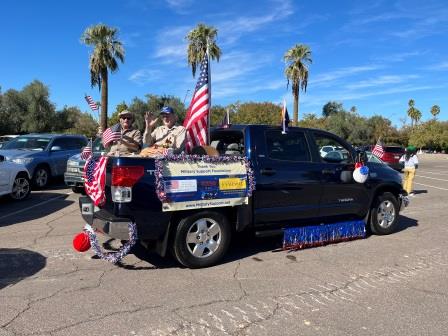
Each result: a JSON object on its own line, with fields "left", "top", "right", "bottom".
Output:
{"left": 1, "top": 0, "right": 447, "bottom": 126}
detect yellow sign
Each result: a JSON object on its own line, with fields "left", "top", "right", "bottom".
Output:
{"left": 219, "top": 178, "right": 247, "bottom": 190}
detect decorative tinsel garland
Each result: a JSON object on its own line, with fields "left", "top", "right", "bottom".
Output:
{"left": 154, "top": 154, "right": 256, "bottom": 202}
{"left": 83, "top": 222, "right": 137, "bottom": 264}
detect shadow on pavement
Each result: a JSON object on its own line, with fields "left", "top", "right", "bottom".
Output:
{"left": 0, "top": 193, "right": 74, "bottom": 227}
{"left": 109, "top": 216, "right": 419, "bottom": 269}
{"left": 413, "top": 189, "right": 428, "bottom": 195}
{"left": 0, "top": 248, "right": 46, "bottom": 290}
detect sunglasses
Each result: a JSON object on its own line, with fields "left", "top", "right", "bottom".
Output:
{"left": 120, "top": 116, "right": 132, "bottom": 120}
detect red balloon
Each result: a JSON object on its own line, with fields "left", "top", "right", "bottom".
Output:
{"left": 355, "top": 162, "right": 363, "bottom": 169}
{"left": 73, "top": 232, "right": 91, "bottom": 252}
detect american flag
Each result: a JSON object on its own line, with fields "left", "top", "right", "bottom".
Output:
{"left": 184, "top": 56, "right": 209, "bottom": 153}
{"left": 85, "top": 95, "right": 99, "bottom": 111}
{"left": 372, "top": 138, "right": 385, "bottom": 159}
{"left": 80, "top": 139, "right": 92, "bottom": 160}
{"left": 281, "top": 99, "right": 290, "bottom": 134}
{"left": 102, "top": 123, "right": 121, "bottom": 148}
{"left": 83, "top": 156, "right": 108, "bottom": 206}
{"left": 218, "top": 109, "right": 230, "bottom": 129}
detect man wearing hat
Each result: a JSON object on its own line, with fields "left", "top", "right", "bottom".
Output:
{"left": 142, "top": 106, "right": 186, "bottom": 154}
{"left": 108, "top": 110, "right": 142, "bottom": 155}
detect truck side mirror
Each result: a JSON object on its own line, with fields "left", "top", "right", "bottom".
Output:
{"left": 0, "top": 154, "right": 4, "bottom": 162}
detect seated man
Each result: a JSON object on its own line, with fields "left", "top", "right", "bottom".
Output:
{"left": 142, "top": 106, "right": 186, "bottom": 156}
{"left": 107, "top": 110, "right": 142, "bottom": 156}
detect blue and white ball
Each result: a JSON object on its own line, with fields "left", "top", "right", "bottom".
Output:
{"left": 353, "top": 165, "right": 369, "bottom": 183}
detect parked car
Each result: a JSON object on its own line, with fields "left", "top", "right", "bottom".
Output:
{"left": 65, "top": 138, "right": 104, "bottom": 193}
{"left": 380, "top": 146, "right": 405, "bottom": 171}
{"left": 0, "top": 134, "right": 87, "bottom": 188}
{"left": 0, "top": 154, "right": 31, "bottom": 200}
{"left": 80, "top": 125, "right": 408, "bottom": 268}
{"left": 0, "top": 135, "right": 19, "bottom": 149}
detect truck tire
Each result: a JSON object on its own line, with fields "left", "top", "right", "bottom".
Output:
{"left": 370, "top": 192, "right": 399, "bottom": 235}
{"left": 173, "top": 211, "right": 231, "bottom": 268}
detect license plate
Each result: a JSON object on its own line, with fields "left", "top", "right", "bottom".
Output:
{"left": 219, "top": 178, "right": 247, "bottom": 190}
{"left": 67, "top": 167, "right": 79, "bottom": 173}
{"left": 394, "top": 155, "right": 400, "bottom": 159}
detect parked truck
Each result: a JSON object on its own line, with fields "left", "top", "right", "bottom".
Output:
{"left": 79, "top": 125, "right": 408, "bottom": 268}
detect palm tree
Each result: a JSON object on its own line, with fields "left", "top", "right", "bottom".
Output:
{"left": 186, "top": 23, "right": 221, "bottom": 77}
{"left": 430, "top": 105, "right": 440, "bottom": 119}
{"left": 284, "top": 44, "right": 312, "bottom": 125}
{"left": 81, "top": 24, "right": 125, "bottom": 131}
{"left": 407, "top": 99, "right": 417, "bottom": 127}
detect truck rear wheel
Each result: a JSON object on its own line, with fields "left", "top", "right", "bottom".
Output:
{"left": 370, "top": 192, "right": 399, "bottom": 235}
{"left": 173, "top": 211, "right": 231, "bottom": 268}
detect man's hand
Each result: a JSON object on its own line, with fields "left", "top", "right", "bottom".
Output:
{"left": 144, "top": 112, "right": 158, "bottom": 129}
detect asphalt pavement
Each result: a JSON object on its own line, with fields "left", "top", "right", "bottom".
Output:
{"left": 0, "top": 155, "right": 447, "bottom": 336}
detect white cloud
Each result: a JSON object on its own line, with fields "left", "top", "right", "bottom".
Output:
{"left": 345, "top": 75, "right": 420, "bottom": 90}
{"left": 426, "top": 62, "right": 448, "bottom": 71}
{"left": 129, "top": 69, "right": 163, "bottom": 84}
{"left": 165, "top": 0, "right": 193, "bottom": 13}
{"left": 311, "top": 65, "right": 382, "bottom": 87}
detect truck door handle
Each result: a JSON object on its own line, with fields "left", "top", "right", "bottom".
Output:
{"left": 261, "top": 168, "right": 276, "bottom": 176}
{"left": 322, "top": 169, "right": 334, "bottom": 175}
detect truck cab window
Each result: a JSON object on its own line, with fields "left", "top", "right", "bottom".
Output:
{"left": 314, "top": 133, "right": 353, "bottom": 164}
{"left": 265, "top": 130, "right": 311, "bottom": 162}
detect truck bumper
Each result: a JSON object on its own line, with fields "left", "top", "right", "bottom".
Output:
{"left": 78, "top": 196, "right": 171, "bottom": 242}
{"left": 64, "top": 173, "right": 84, "bottom": 187}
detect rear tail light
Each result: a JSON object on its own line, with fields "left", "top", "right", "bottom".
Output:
{"left": 112, "top": 166, "right": 144, "bottom": 187}
{"left": 111, "top": 166, "right": 144, "bottom": 203}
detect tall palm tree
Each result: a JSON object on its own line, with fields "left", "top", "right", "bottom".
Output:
{"left": 430, "top": 105, "right": 440, "bottom": 119}
{"left": 284, "top": 44, "right": 312, "bottom": 125}
{"left": 407, "top": 99, "right": 423, "bottom": 127}
{"left": 186, "top": 23, "right": 221, "bottom": 77}
{"left": 81, "top": 24, "right": 125, "bottom": 131}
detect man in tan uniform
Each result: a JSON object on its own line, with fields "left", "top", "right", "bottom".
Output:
{"left": 107, "top": 110, "right": 142, "bottom": 156}
{"left": 143, "top": 106, "right": 186, "bottom": 155}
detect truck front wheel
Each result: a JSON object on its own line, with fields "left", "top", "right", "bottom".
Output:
{"left": 173, "top": 211, "right": 231, "bottom": 268}
{"left": 370, "top": 192, "right": 399, "bottom": 235}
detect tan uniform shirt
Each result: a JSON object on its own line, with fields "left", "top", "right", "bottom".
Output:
{"left": 143, "top": 125, "right": 186, "bottom": 154}
{"left": 108, "top": 128, "right": 142, "bottom": 156}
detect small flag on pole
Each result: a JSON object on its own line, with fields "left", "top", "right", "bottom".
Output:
{"left": 85, "top": 95, "right": 99, "bottom": 111}
{"left": 102, "top": 123, "right": 121, "bottom": 148}
{"left": 218, "top": 109, "right": 230, "bottom": 128}
{"left": 184, "top": 55, "right": 210, "bottom": 153}
{"left": 80, "top": 139, "right": 92, "bottom": 160}
{"left": 281, "top": 99, "right": 290, "bottom": 134}
{"left": 372, "top": 138, "right": 385, "bottom": 159}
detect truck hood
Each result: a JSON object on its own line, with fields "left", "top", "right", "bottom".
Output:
{"left": 0, "top": 149, "right": 46, "bottom": 161}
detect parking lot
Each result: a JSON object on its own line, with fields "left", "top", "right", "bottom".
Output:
{"left": 1, "top": 155, "right": 447, "bottom": 336}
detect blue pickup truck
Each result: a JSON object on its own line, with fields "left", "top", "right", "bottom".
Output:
{"left": 80, "top": 125, "right": 408, "bottom": 268}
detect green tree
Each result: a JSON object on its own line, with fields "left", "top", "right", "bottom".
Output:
{"left": 210, "top": 105, "right": 227, "bottom": 126}
{"left": 232, "top": 102, "right": 281, "bottom": 125}
{"left": 21, "top": 80, "right": 56, "bottom": 133}
{"left": 284, "top": 44, "right": 312, "bottom": 125}
{"left": 108, "top": 101, "right": 128, "bottom": 126}
{"left": 350, "top": 106, "right": 357, "bottom": 114}
{"left": 298, "top": 113, "right": 327, "bottom": 130}
{"left": 0, "top": 89, "right": 27, "bottom": 134}
{"left": 81, "top": 24, "right": 125, "bottom": 132}
{"left": 186, "top": 23, "right": 221, "bottom": 77}
{"left": 322, "top": 101, "right": 344, "bottom": 117}
{"left": 430, "top": 105, "right": 440, "bottom": 119}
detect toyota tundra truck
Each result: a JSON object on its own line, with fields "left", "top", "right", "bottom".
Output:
{"left": 79, "top": 125, "right": 408, "bottom": 268}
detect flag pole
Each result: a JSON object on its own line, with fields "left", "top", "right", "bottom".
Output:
{"left": 206, "top": 38, "right": 211, "bottom": 146}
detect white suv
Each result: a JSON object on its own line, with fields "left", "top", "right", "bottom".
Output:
{"left": 0, "top": 154, "right": 31, "bottom": 200}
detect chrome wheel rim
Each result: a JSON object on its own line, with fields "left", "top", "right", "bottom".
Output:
{"left": 11, "top": 178, "right": 30, "bottom": 200}
{"left": 186, "top": 218, "right": 222, "bottom": 258}
{"left": 377, "top": 200, "right": 396, "bottom": 228}
{"left": 35, "top": 169, "right": 48, "bottom": 187}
